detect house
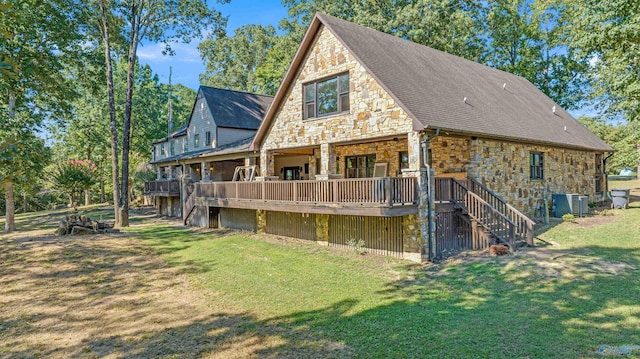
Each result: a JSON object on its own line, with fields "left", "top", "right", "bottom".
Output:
{"left": 144, "top": 86, "right": 273, "bottom": 218}
{"left": 169, "top": 13, "right": 612, "bottom": 262}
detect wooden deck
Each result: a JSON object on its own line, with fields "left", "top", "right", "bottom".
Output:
{"left": 144, "top": 180, "right": 180, "bottom": 196}
{"left": 195, "top": 177, "right": 418, "bottom": 216}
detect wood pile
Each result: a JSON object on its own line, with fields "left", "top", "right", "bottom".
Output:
{"left": 57, "top": 215, "right": 118, "bottom": 236}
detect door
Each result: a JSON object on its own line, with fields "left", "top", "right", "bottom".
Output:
{"left": 208, "top": 207, "right": 219, "bottom": 228}
{"left": 283, "top": 166, "right": 301, "bottom": 180}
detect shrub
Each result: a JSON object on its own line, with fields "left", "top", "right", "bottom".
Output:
{"left": 51, "top": 159, "right": 97, "bottom": 209}
{"left": 562, "top": 213, "right": 576, "bottom": 223}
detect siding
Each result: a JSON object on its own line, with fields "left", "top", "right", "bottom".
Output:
{"left": 188, "top": 96, "right": 217, "bottom": 152}
{"left": 218, "top": 128, "right": 256, "bottom": 146}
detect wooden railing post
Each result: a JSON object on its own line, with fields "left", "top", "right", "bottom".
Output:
{"left": 385, "top": 177, "right": 392, "bottom": 206}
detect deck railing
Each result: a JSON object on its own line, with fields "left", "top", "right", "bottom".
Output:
{"left": 462, "top": 178, "right": 534, "bottom": 246}
{"left": 144, "top": 179, "right": 180, "bottom": 195}
{"left": 435, "top": 177, "right": 534, "bottom": 248}
{"left": 196, "top": 177, "right": 417, "bottom": 206}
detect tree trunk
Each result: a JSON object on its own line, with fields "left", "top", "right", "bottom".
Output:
{"left": 23, "top": 192, "right": 27, "bottom": 213}
{"left": 4, "top": 91, "right": 17, "bottom": 233}
{"left": 100, "top": 177, "right": 105, "bottom": 203}
{"left": 4, "top": 182, "right": 16, "bottom": 233}
{"left": 85, "top": 190, "right": 91, "bottom": 206}
{"left": 119, "top": 3, "right": 141, "bottom": 228}
{"left": 98, "top": 0, "right": 121, "bottom": 226}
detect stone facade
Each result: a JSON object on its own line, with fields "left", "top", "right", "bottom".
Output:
{"left": 466, "top": 138, "right": 601, "bottom": 215}
{"left": 430, "top": 136, "right": 472, "bottom": 176}
{"left": 260, "top": 26, "right": 414, "bottom": 174}
{"left": 333, "top": 139, "right": 408, "bottom": 177}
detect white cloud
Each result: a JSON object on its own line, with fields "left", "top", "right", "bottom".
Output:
{"left": 137, "top": 41, "right": 202, "bottom": 63}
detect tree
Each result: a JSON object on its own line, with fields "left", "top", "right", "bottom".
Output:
{"left": 484, "top": 0, "right": 586, "bottom": 110}
{"left": 562, "top": 0, "right": 640, "bottom": 121}
{"left": 92, "top": 0, "right": 227, "bottom": 227}
{"left": 0, "top": 126, "right": 51, "bottom": 232}
{"left": 51, "top": 160, "right": 98, "bottom": 209}
{"left": 578, "top": 116, "right": 640, "bottom": 174}
{"left": 199, "top": 24, "right": 278, "bottom": 94}
{"left": 0, "top": 0, "right": 81, "bottom": 232}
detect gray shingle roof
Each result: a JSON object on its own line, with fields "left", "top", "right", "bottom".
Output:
{"left": 252, "top": 13, "right": 612, "bottom": 152}
{"left": 200, "top": 86, "right": 273, "bottom": 130}
{"left": 151, "top": 136, "right": 254, "bottom": 164}
{"left": 316, "top": 13, "right": 611, "bottom": 151}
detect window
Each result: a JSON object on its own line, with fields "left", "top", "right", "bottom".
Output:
{"left": 303, "top": 73, "right": 349, "bottom": 119}
{"left": 345, "top": 154, "right": 376, "bottom": 178}
{"left": 170, "top": 141, "right": 175, "bottom": 156}
{"left": 399, "top": 151, "right": 409, "bottom": 170}
{"left": 160, "top": 144, "right": 165, "bottom": 156}
{"left": 184, "top": 137, "right": 188, "bottom": 152}
{"left": 530, "top": 152, "right": 544, "bottom": 180}
{"left": 194, "top": 134, "right": 200, "bottom": 148}
{"left": 205, "top": 131, "right": 212, "bottom": 146}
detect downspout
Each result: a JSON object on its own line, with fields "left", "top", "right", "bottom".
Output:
{"left": 603, "top": 153, "right": 614, "bottom": 199}
{"left": 421, "top": 128, "right": 440, "bottom": 262}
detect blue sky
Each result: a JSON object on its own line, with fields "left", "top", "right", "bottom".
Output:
{"left": 137, "top": 0, "right": 287, "bottom": 90}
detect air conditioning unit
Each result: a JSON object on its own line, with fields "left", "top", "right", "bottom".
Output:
{"left": 578, "top": 196, "right": 589, "bottom": 217}
{"left": 552, "top": 193, "right": 582, "bottom": 217}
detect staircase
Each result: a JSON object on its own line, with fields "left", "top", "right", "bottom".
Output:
{"left": 447, "top": 178, "right": 534, "bottom": 251}
{"left": 182, "top": 183, "right": 196, "bottom": 225}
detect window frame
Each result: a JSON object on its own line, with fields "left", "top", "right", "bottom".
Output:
{"left": 530, "top": 151, "right": 544, "bottom": 180}
{"left": 160, "top": 144, "right": 165, "bottom": 157}
{"left": 184, "top": 137, "right": 188, "bottom": 152}
{"left": 194, "top": 134, "right": 200, "bottom": 148}
{"left": 170, "top": 140, "right": 175, "bottom": 156}
{"left": 345, "top": 154, "right": 376, "bottom": 179}
{"left": 205, "top": 131, "right": 211, "bottom": 146}
{"left": 303, "top": 72, "right": 350, "bottom": 120}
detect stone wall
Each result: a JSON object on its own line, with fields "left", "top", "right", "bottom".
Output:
{"left": 261, "top": 26, "right": 414, "bottom": 171}
{"left": 467, "top": 138, "right": 600, "bottom": 215}
{"left": 334, "top": 139, "right": 408, "bottom": 177}
{"left": 430, "top": 136, "right": 471, "bottom": 176}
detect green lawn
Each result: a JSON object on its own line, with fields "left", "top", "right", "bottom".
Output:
{"left": 130, "top": 205, "right": 640, "bottom": 358}
{"left": 1, "top": 197, "right": 638, "bottom": 358}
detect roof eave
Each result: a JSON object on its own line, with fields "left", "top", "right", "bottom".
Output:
{"left": 250, "top": 14, "right": 325, "bottom": 151}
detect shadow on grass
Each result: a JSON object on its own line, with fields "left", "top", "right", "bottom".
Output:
{"left": 3, "top": 210, "right": 638, "bottom": 358}
{"left": 26, "top": 242, "right": 635, "bottom": 358}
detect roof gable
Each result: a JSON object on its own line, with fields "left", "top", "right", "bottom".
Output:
{"left": 185, "top": 86, "right": 273, "bottom": 132}
{"left": 252, "top": 13, "right": 612, "bottom": 152}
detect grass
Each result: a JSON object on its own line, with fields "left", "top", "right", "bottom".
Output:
{"left": 0, "top": 198, "right": 638, "bottom": 358}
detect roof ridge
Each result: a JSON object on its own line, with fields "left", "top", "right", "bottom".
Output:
{"left": 198, "top": 85, "right": 274, "bottom": 99}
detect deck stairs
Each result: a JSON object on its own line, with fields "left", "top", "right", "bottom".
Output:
{"left": 448, "top": 178, "right": 534, "bottom": 251}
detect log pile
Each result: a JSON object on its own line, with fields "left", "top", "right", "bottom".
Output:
{"left": 57, "top": 215, "right": 118, "bottom": 236}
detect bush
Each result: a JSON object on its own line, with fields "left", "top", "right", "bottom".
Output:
{"left": 51, "top": 160, "right": 97, "bottom": 209}
{"left": 562, "top": 213, "right": 576, "bottom": 223}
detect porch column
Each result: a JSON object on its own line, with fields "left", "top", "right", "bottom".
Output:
{"left": 201, "top": 161, "right": 209, "bottom": 181}
{"left": 407, "top": 131, "right": 422, "bottom": 170}
{"left": 317, "top": 143, "right": 335, "bottom": 180}
{"left": 168, "top": 165, "right": 175, "bottom": 179}
{"left": 260, "top": 149, "right": 274, "bottom": 177}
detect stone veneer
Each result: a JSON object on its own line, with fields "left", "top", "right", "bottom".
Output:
{"left": 261, "top": 26, "right": 414, "bottom": 174}
{"left": 466, "top": 138, "right": 601, "bottom": 215}
{"left": 429, "top": 136, "right": 471, "bottom": 176}
{"left": 334, "top": 139, "right": 408, "bottom": 177}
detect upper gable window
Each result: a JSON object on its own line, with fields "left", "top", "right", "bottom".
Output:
{"left": 303, "top": 73, "right": 349, "bottom": 120}
{"left": 170, "top": 141, "right": 175, "bottom": 156}
{"left": 205, "top": 131, "right": 212, "bottom": 146}
{"left": 194, "top": 134, "right": 200, "bottom": 148}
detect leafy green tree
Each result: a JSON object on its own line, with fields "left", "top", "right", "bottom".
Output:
{"left": 0, "top": 0, "right": 80, "bottom": 232}
{"left": 200, "top": 24, "right": 278, "bottom": 93}
{"left": 562, "top": 0, "right": 640, "bottom": 121}
{"left": 578, "top": 116, "right": 640, "bottom": 174}
{"left": 89, "top": 0, "right": 227, "bottom": 227}
{"left": 51, "top": 160, "right": 98, "bottom": 209}
{"left": 0, "top": 125, "right": 51, "bottom": 232}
